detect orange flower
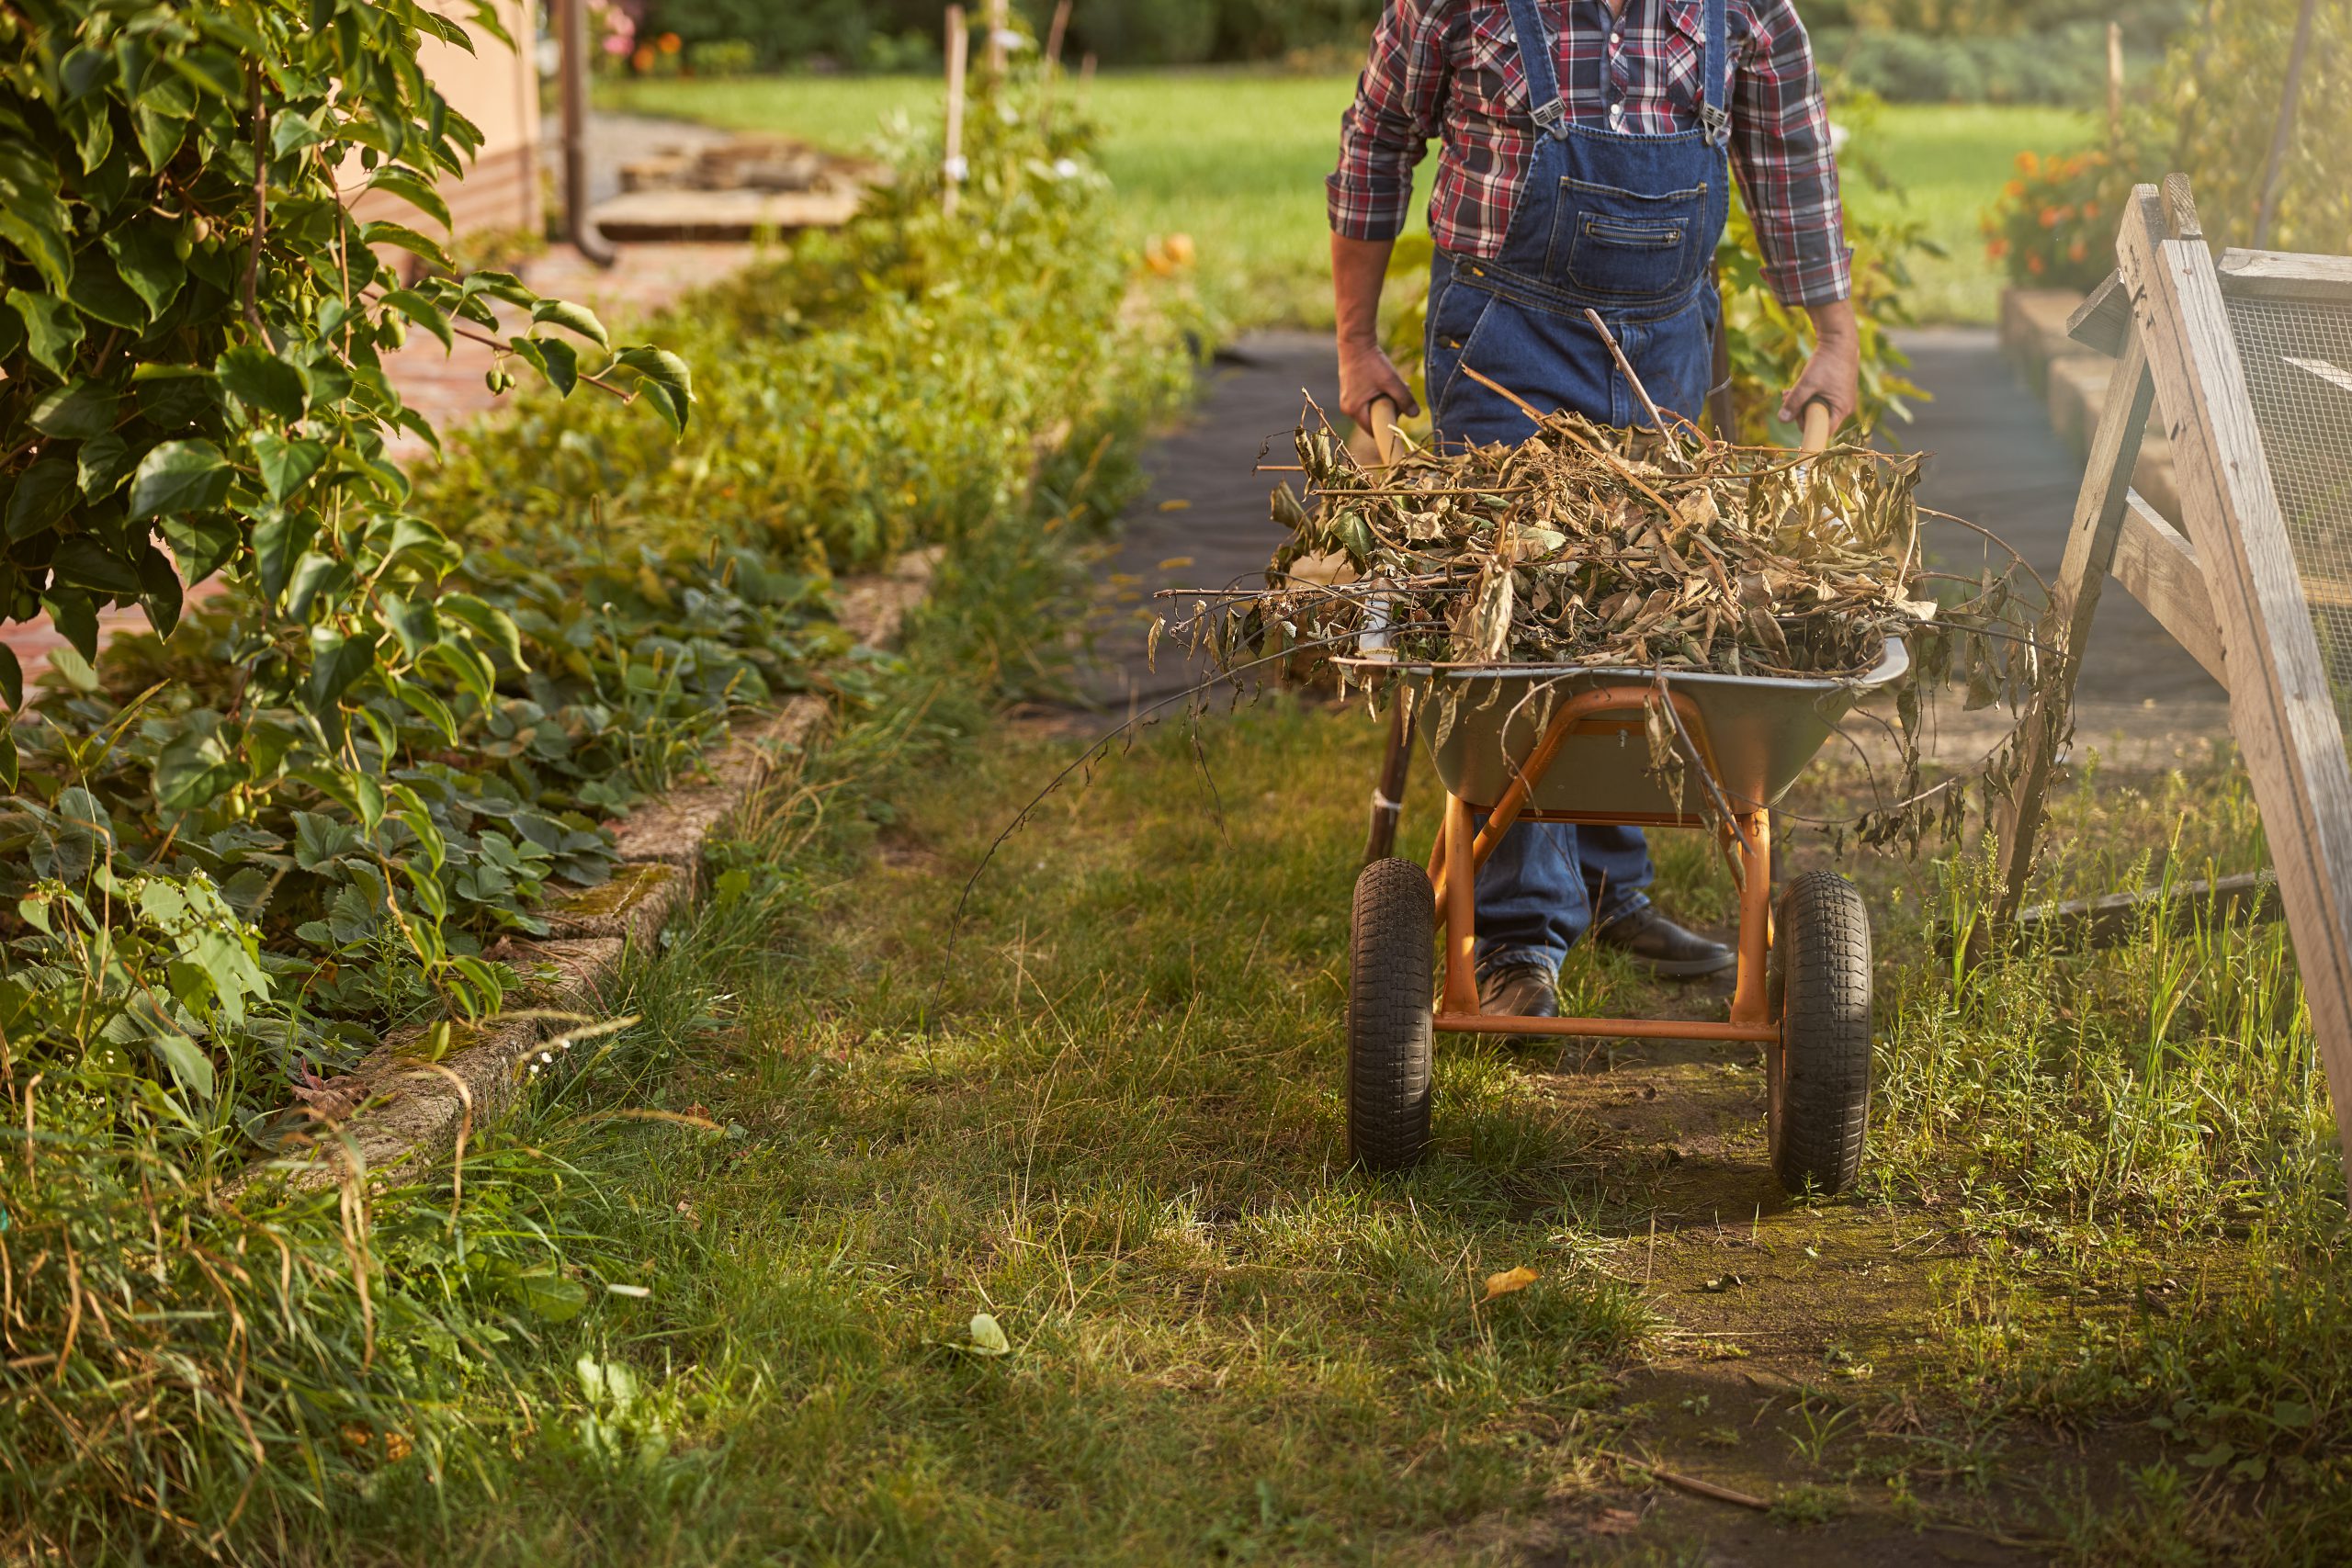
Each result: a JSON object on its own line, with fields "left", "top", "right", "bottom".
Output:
{"left": 2040, "top": 207, "right": 2062, "bottom": 228}
{"left": 2018, "top": 151, "right": 2039, "bottom": 174}
{"left": 2068, "top": 238, "right": 2088, "bottom": 262}
{"left": 1987, "top": 237, "right": 2009, "bottom": 259}
{"left": 2006, "top": 179, "right": 2027, "bottom": 199}
{"left": 657, "top": 30, "right": 681, "bottom": 51}
{"left": 2027, "top": 253, "right": 2046, "bottom": 276}
{"left": 632, "top": 42, "right": 653, "bottom": 69}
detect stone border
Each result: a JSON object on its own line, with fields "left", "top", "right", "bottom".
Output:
{"left": 230, "top": 547, "right": 938, "bottom": 1196}
{"left": 1996, "top": 287, "right": 2183, "bottom": 524}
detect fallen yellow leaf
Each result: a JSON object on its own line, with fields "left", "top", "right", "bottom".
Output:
{"left": 1479, "top": 1265, "right": 1539, "bottom": 1303}
{"left": 1158, "top": 499, "right": 1192, "bottom": 512}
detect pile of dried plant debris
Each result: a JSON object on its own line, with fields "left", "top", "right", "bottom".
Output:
{"left": 1157, "top": 403, "right": 2048, "bottom": 852}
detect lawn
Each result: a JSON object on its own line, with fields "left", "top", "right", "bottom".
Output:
{"left": 601, "top": 72, "right": 2093, "bottom": 328}
{"left": 253, "top": 676, "right": 2352, "bottom": 1562}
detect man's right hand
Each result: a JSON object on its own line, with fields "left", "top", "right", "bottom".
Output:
{"left": 1338, "top": 338, "right": 1419, "bottom": 430}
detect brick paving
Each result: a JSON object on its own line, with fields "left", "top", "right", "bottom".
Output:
{"left": 17, "top": 239, "right": 756, "bottom": 683}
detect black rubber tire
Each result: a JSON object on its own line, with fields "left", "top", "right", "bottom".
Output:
{"left": 1347, "top": 857, "right": 1436, "bottom": 1171}
{"left": 1769, "top": 871, "right": 1872, "bottom": 1196}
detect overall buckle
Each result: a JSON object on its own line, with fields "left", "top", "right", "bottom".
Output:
{"left": 1699, "top": 100, "right": 1731, "bottom": 147}
{"left": 1530, "top": 97, "right": 1573, "bottom": 141}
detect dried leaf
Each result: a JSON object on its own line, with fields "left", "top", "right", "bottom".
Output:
{"left": 1479, "top": 1265, "right": 1540, "bottom": 1303}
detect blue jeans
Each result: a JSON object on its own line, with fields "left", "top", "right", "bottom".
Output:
{"left": 1473, "top": 817, "right": 1653, "bottom": 976}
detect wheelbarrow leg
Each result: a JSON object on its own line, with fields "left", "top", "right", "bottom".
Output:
{"left": 1727, "top": 810, "right": 1773, "bottom": 1028}
{"left": 1438, "top": 793, "right": 1480, "bottom": 1015}
{"left": 1362, "top": 697, "right": 1416, "bottom": 866}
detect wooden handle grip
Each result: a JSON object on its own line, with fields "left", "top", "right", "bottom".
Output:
{"left": 1800, "top": 398, "right": 1835, "bottom": 454}
{"left": 1366, "top": 395, "right": 1401, "bottom": 464}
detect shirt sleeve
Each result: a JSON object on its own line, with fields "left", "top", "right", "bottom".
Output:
{"left": 1729, "top": 0, "right": 1851, "bottom": 306}
{"left": 1328, "top": 0, "right": 1450, "bottom": 242}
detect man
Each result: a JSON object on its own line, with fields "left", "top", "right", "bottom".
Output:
{"left": 1329, "top": 0, "right": 1860, "bottom": 1021}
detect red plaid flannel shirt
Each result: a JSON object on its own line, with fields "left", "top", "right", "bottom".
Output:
{"left": 1329, "top": 0, "right": 1851, "bottom": 306}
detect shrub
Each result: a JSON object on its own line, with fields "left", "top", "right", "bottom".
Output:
{"left": 1984, "top": 0, "right": 2351, "bottom": 286}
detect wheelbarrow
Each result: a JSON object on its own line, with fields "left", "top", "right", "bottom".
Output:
{"left": 1338, "top": 398, "right": 1896, "bottom": 1195}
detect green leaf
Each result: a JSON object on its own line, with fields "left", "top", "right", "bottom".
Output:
{"left": 78, "top": 433, "right": 135, "bottom": 499}
{"left": 129, "top": 439, "right": 232, "bottom": 519}
{"left": 377, "top": 591, "right": 435, "bottom": 661}
{"left": 101, "top": 227, "right": 184, "bottom": 321}
{"left": 8, "top": 457, "right": 79, "bottom": 538}
{"left": 531, "top": 299, "right": 608, "bottom": 350}
{"left": 145, "top": 1026, "right": 217, "bottom": 1102}
{"left": 166, "top": 46, "right": 244, "bottom": 102}
{"left": 358, "top": 220, "right": 452, "bottom": 271}
{"left": 380, "top": 288, "right": 453, "bottom": 352}
{"left": 5, "top": 289, "right": 85, "bottom": 378}
{"left": 216, "top": 344, "right": 309, "bottom": 421}
{"left": 610, "top": 345, "right": 695, "bottom": 433}
{"left": 393, "top": 678, "right": 458, "bottom": 744}
{"left": 0, "top": 149, "right": 75, "bottom": 292}
{"left": 500, "top": 1265, "right": 587, "bottom": 1323}
{"left": 154, "top": 723, "right": 241, "bottom": 814}
{"left": 50, "top": 536, "right": 145, "bottom": 598}
{"left": 65, "top": 251, "right": 145, "bottom": 330}
{"left": 272, "top": 107, "right": 327, "bottom": 157}
{"left": 251, "top": 432, "right": 328, "bottom": 502}
{"left": 28, "top": 381, "right": 117, "bottom": 440}
{"left": 41, "top": 591, "right": 97, "bottom": 664}
{"left": 365, "top": 168, "right": 453, "bottom": 231}
{"left": 537, "top": 336, "right": 577, "bottom": 397}
{"left": 0, "top": 643, "right": 20, "bottom": 709}
{"left": 135, "top": 542, "right": 183, "bottom": 637}
{"left": 466, "top": 269, "right": 537, "bottom": 307}
{"left": 967, "top": 1313, "right": 1012, "bottom": 1356}
{"left": 437, "top": 592, "right": 529, "bottom": 672}
{"left": 306, "top": 627, "right": 379, "bottom": 713}
{"left": 283, "top": 549, "right": 350, "bottom": 622}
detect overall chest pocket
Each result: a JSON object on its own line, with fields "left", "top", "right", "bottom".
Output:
{"left": 1546, "top": 178, "right": 1709, "bottom": 300}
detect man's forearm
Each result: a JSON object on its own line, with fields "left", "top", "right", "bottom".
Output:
{"left": 1333, "top": 234, "right": 1395, "bottom": 348}
{"left": 1805, "top": 297, "right": 1858, "bottom": 348}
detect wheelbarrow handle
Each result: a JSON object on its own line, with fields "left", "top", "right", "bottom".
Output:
{"left": 1799, "top": 396, "right": 1836, "bottom": 455}
{"left": 1366, "top": 394, "right": 1402, "bottom": 466}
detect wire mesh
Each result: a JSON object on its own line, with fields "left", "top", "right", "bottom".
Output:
{"left": 2226, "top": 292, "right": 2352, "bottom": 734}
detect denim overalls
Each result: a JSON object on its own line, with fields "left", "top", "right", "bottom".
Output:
{"left": 1426, "top": 0, "right": 1735, "bottom": 976}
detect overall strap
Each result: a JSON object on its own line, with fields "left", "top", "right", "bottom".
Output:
{"left": 1699, "top": 0, "right": 1730, "bottom": 146}
{"left": 1502, "top": 0, "right": 1573, "bottom": 141}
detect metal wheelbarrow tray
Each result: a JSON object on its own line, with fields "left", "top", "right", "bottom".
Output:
{"left": 1335, "top": 639, "right": 1905, "bottom": 1198}
{"left": 1345, "top": 637, "right": 1908, "bottom": 818}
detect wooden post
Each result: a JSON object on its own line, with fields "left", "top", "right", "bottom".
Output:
{"left": 2105, "top": 20, "right": 2125, "bottom": 149}
{"left": 2253, "top": 0, "right": 2317, "bottom": 248}
{"left": 1994, "top": 318, "right": 2156, "bottom": 923}
{"left": 943, "top": 6, "right": 967, "bottom": 220}
{"left": 1045, "top": 0, "right": 1071, "bottom": 68}
{"left": 985, "top": 0, "right": 1008, "bottom": 80}
{"left": 2120, "top": 176, "right": 2352, "bottom": 1192}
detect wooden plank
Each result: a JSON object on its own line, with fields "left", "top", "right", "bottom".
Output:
{"left": 1995, "top": 321, "right": 2156, "bottom": 923}
{"left": 2112, "top": 491, "right": 2228, "bottom": 684}
{"left": 2219, "top": 248, "right": 2352, "bottom": 302}
{"left": 1953, "top": 870, "right": 2282, "bottom": 961}
{"left": 2067, "top": 271, "right": 2132, "bottom": 355}
{"left": 2120, "top": 181, "right": 2352, "bottom": 1186}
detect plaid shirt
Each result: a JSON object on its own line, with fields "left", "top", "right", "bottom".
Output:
{"left": 1329, "top": 0, "right": 1851, "bottom": 306}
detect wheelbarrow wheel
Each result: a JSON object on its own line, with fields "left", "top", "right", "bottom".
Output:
{"left": 1347, "top": 856, "right": 1435, "bottom": 1171}
{"left": 1769, "top": 871, "right": 1871, "bottom": 1196}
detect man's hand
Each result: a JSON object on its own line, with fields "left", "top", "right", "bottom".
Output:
{"left": 1332, "top": 233, "right": 1419, "bottom": 428}
{"left": 1778, "top": 297, "right": 1861, "bottom": 432}
{"left": 1340, "top": 338, "right": 1418, "bottom": 429}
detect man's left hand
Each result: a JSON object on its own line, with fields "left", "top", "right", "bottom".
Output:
{"left": 1778, "top": 298, "right": 1861, "bottom": 432}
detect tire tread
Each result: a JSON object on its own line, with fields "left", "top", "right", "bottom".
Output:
{"left": 1347, "top": 857, "right": 1436, "bottom": 1170}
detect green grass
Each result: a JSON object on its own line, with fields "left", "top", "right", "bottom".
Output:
{"left": 135, "top": 664, "right": 2350, "bottom": 1562}
{"left": 600, "top": 72, "right": 2095, "bottom": 328}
